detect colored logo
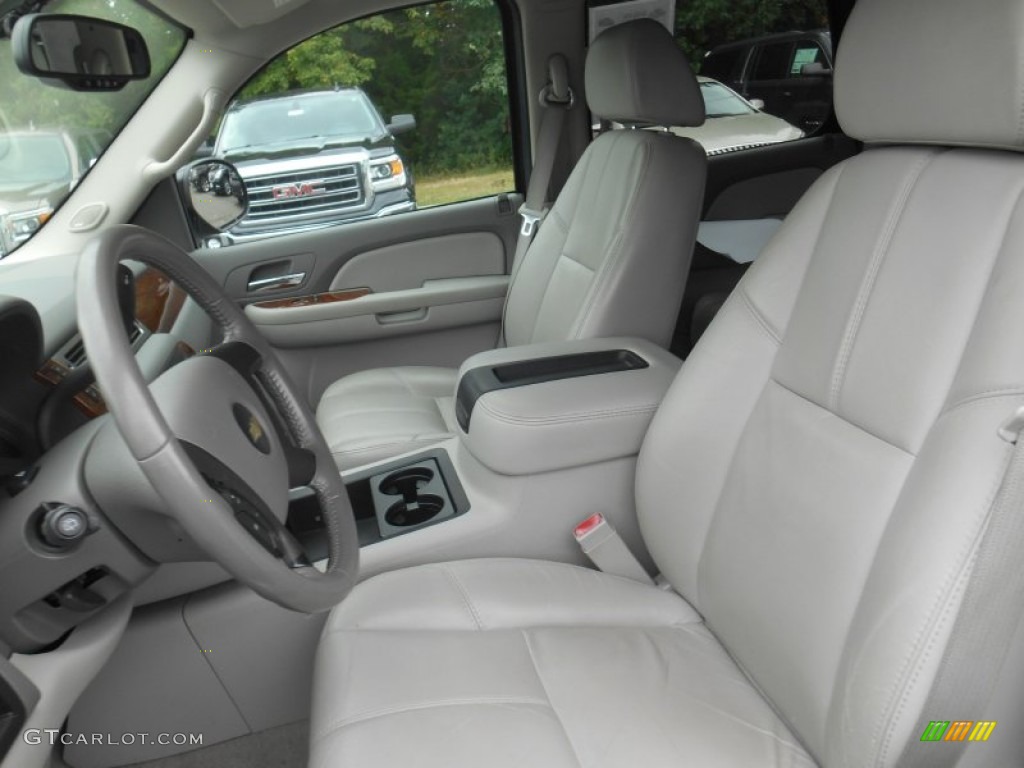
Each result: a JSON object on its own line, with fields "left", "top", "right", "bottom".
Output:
{"left": 920, "top": 721, "right": 996, "bottom": 743}
{"left": 232, "top": 404, "right": 271, "bottom": 455}
{"left": 271, "top": 182, "right": 326, "bottom": 200}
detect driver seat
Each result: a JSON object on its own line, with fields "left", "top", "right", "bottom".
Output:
{"left": 310, "top": 0, "right": 1024, "bottom": 765}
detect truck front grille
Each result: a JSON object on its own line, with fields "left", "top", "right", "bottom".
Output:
{"left": 240, "top": 163, "right": 365, "bottom": 227}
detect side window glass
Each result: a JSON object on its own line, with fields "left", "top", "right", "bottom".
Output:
{"left": 751, "top": 43, "right": 792, "bottom": 81}
{"left": 791, "top": 43, "right": 825, "bottom": 75}
{"left": 194, "top": 0, "right": 515, "bottom": 247}
{"left": 701, "top": 48, "right": 741, "bottom": 84}
{"left": 672, "top": 0, "right": 833, "bottom": 152}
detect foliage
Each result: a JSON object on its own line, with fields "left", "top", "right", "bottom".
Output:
{"left": 240, "top": 0, "right": 512, "bottom": 176}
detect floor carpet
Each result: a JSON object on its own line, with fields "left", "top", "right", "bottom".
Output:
{"left": 121, "top": 720, "right": 308, "bottom": 768}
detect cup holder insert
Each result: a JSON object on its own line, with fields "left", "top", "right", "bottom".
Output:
{"left": 378, "top": 468, "right": 434, "bottom": 498}
{"left": 369, "top": 458, "right": 456, "bottom": 538}
{"left": 384, "top": 494, "right": 445, "bottom": 527}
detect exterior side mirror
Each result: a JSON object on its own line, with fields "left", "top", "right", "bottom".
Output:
{"left": 749, "top": 98, "right": 766, "bottom": 110}
{"left": 12, "top": 14, "right": 151, "bottom": 91}
{"left": 387, "top": 114, "right": 417, "bottom": 136}
{"left": 179, "top": 160, "right": 249, "bottom": 245}
{"left": 800, "top": 62, "right": 832, "bottom": 77}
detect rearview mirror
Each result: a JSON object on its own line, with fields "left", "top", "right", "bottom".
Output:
{"left": 387, "top": 114, "right": 417, "bottom": 136}
{"left": 12, "top": 13, "right": 151, "bottom": 91}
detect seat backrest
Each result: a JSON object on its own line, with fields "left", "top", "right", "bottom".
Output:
{"left": 636, "top": 0, "right": 1024, "bottom": 765}
{"left": 502, "top": 20, "right": 706, "bottom": 349}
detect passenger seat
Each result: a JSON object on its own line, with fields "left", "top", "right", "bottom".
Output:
{"left": 316, "top": 19, "right": 707, "bottom": 470}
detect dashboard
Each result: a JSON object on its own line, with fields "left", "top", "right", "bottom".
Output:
{"left": 0, "top": 268, "right": 211, "bottom": 654}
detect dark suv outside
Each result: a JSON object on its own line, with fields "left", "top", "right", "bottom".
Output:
{"left": 702, "top": 30, "right": 832, "bottom": 134}
{"left": 211, "top": 87, "right": 416, "bottom": 244}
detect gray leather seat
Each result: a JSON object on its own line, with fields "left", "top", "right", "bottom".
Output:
{"left": 311, "top": 0, "right": 1024, "bottom": 765}
{"left": 316, "top": 20, "right": 707, "bottom": 470}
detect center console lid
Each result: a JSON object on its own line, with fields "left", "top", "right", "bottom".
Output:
{"left": 456, "top": 337, "right": 681, "bottom": 475}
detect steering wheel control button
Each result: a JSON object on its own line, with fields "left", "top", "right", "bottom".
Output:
{"left": 38, "top": 503, "right": 94, "bottom": 550}
{"left": 233, "top": 403, "right": 271, "bottom": 454}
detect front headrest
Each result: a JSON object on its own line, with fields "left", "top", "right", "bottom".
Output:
{"left": 836, "top": 0, "right": 1024, "bottom": 150}
{"left": 586, "top": 19, "right": 704, "bottom": 127}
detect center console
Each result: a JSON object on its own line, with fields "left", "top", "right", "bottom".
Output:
{"left": 289, "top": 336, "right": 681, "bottom": 561}
{"left": 452, "top": 337, "right": 682, "bottom": 475}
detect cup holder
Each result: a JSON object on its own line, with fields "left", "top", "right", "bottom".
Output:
{"left": 378, "top": 468, "right": 434, "bottom": 496}
{"left": 369, "top": 458, "right": 456, "bottom": 538}
{"left": 384, "top": 494, "right": 445, "bottom": 527}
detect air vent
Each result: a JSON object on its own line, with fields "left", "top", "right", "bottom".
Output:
{"left": 64, "top": 339, "right": 87, "bottom": 368}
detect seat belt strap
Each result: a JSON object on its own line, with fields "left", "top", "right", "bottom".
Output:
{"left": 898, "top": 404, "right": 1024, "bottom": 767}
{"left": 510, "top": 54, "right": 574, "bottom": 276}
{"left": 499, "top": 56, "right": 573, "bottom": 347}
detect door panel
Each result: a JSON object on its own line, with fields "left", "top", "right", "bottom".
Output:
{"left": 330, "top": 231, "right": 505, "bottom": 293}
{"left": 703, "top": 134, "right": 859, "bottom": 221}
{"left": 191, "top": 195, "right": 520, "bottom": 304}
{"left": 190, "top": 195, "right": 520, "bottom": 404}
{"left": 671, "top": 134, "right": 859, "bottom": 358}
{"left": 245, "top": 275, "right": 509, "bottom": 347}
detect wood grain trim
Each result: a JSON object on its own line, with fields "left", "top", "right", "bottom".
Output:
{"left": 158, "top": 284, "right": 188, "bottom": 333}
{"left": 251, "top": 287, "right": 371, "bottom": 310}
{"left": 33, "top": 359, "right": 107, "bottom": 418}
{"left": 134, "top": 268, "right": 172, "bottom": 333}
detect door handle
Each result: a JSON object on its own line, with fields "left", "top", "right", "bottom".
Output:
{"left": 247, "top": 272, "right": 306, "bottom": 293}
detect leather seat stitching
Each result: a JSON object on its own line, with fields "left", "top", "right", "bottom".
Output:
{"left": 872, "top": 448, "right": 1011, "bottom": 766}
{"left": 738, "top": 288, "right": 781, "bottom": 344}
{"left": 330, "top": 437, "right": 443, "bottom": 458}
{"left": 770, "top": 377, "right": 916, "bottom": 458}
{"left": 313, "top": 695, "right": 552, "bottom": 741}
{"left": 442, "top": 564, "right": 485, "bottom": 629}
{"left": 573, "top": 138, "right": 651, "bottom": 339}
{"left": 828, "top": 151, "right": 940, "bottom": 412}
{"left": 522, "top": 630, "right": 586, "bottom": 768}
{"left": 942, "top": 386, "right": 1024, "bottom": 417}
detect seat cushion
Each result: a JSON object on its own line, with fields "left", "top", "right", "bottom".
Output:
{"left": 310, "top": 559, "right": 815, "bottom": 768}
{"left": 315, "top": 366, "right": 458, "bottom": 471}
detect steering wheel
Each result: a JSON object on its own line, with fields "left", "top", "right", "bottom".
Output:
{"left": 76, "top": 225, "right": 358, "bottom": 613}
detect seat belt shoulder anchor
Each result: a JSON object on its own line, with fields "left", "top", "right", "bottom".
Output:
{"left": 998, "top": 405, "right": 1024, "bottom": 443}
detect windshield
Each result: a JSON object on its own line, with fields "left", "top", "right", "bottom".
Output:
{"left": 0, "top": 134, "right": 72, "bottom": 184}
{"left": 0, "top": 0, "right": 186, "bottom": 258}
{"left": 701, "top": 81, "right": 755, "bottom": 118}
{"left": 217, "top": 92, "right": 384, "bottom": 154}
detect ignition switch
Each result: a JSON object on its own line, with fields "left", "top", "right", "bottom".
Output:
{"left": 37, "top": 503, "right": 95, "bottom": 550}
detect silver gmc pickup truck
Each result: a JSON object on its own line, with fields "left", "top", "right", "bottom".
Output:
{"left": 209, "top": 87, "right": 416, "bottom": 245}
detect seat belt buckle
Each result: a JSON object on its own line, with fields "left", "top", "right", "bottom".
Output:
{"left": 518, "top": 206, "right": 543, "bottom": 238}
{"left": 574, "top": 514, "right": 654, "bottom": 585}
{"left": 998, "top": 406, "right": 1024, "bottom": 443}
